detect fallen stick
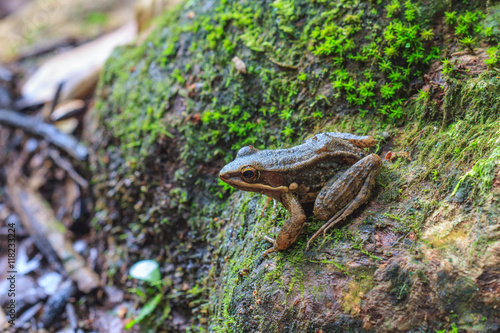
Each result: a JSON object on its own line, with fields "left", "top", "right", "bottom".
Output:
{"left": 0, "top": 109, "right": 88, "bottom": 160}
{"left": 48, "top": 149, "right": 89, "bottom": 188}
{"left": 6, "top": 180, "right": 101, "bottom": 293}
{"left": 15, "top": 302, "right": 43, "bottom": 328}
{"left": 39, "top": 280, "right": 76, "bottom": 329}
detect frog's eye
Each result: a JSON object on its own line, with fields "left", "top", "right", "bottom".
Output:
{"left": 241, "top": 166, "right": 259, "bottom": 182}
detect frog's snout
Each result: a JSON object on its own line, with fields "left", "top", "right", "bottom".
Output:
{"left": 219, "top": 166, "right": 230, "bottom": 181}
{"left": 219, "top": 167, "right": 241, "bottom": 186}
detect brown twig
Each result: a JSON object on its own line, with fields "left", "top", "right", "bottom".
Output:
{"left": 0, "top": 109, "right": 88, "bottom": 160}
{"left": 48, "top": 149, "right": 89, "bottom": 188}
{"left": 39, "top": 280, "right": 77, "bottom": 328}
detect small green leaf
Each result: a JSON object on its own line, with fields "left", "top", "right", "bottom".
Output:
{"left": 125, "top": 294, "right": 163, "bottom": 329}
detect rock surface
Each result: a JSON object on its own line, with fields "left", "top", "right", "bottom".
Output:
{"left": 90, "top": 0, "right": 500, "bottom": 331}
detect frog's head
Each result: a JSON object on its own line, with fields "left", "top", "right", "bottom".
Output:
{"left": 219, "top": 145, "right": 288, "bottom": 199}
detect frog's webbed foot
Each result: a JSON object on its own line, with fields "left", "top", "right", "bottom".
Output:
{"left": 263, "top": 235, "right": 275, "bottom": 244}
{"left": 262, "top": 246, "right": 278, "bottom": 257}
{"left": 306, "top": 181, "right": 368, "bottom": 249}
{"left": 262, "top": 236, "right": 277, "bottom": 256}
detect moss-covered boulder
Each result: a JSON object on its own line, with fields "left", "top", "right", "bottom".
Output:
{"left": 90, "top": 0, "right": 500, "bottom": 331}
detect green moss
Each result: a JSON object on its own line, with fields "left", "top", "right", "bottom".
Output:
{"left": 400, "top": 71, "right": 500, "bottom": 202}
{"left": 384, "top": 263, "right": 413, "bottom": 303}
{"left": 452, "top": 146, "right": 500, "bottom": 203}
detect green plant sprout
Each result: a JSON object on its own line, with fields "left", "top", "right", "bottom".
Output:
{"left": 485, "top": 47, "right": 499, "bottom": 67}
{"left": 441, "top": 58, "right": 454, "bottom": 75}
{"left": 444, "top": 11, "right": 457, "bottom": 25}
{"left": 420, "top": 28, "right": 434, "bottom": 40}
{"left": 126, "top": 260, "right": 166, "bottom": 329}
{"left": 458, "top": 36, "right": 475, "bottom": 52}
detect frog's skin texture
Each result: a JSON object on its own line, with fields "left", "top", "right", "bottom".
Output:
{"left": 219, "top": 132, "right": 382, "bottom": 256}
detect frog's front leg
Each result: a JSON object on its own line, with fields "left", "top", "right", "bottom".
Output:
{"left": 308, "top": 154, "right": 382, "bottom": 248}
{"left": 263, "top": 192, "right": 306, "bottom": 256}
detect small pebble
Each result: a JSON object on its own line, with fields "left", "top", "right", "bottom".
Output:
{"left": 380, "top": 131, "right": 390, "bottom": 140}
{"left": 232, "top": 56, "right": 247, "bottom": 74}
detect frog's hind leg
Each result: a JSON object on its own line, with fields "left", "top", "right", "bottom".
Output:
{"left": 307, "top": 154, "right": 381, "bottom": 249}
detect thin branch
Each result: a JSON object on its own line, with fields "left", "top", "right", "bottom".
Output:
{"left": 0, "top": 109, "right": 88, "bottom": 160}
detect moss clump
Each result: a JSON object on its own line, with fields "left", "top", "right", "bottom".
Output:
{"left": 384, "top": 263, "right": 413, "bottom": 303}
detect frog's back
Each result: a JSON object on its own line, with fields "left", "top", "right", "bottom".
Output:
{"left": 256, "top": 132, "right": 367, "bottom": 172}
{"left": 224, "top": 132, "right": 372, "bottom": 176}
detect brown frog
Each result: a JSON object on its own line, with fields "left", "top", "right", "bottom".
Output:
{"left": 219, "top": 132, "right": 381, "bottom": 256}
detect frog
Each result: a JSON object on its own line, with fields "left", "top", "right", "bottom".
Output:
{"left": 219, "top": 132, "right": 382, "bottom": 256}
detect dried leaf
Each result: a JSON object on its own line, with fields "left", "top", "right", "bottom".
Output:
{"left": 0, "top": 0, "right": 135, "bottom": 62}
{"left": 50, "top": 99, "right": 86, "bottom": 122}
{"left": 53, "top": 118, "right": 79, "bottom": 134}
{"left": 19, "top": 22, "right": 137, "bottom": 107}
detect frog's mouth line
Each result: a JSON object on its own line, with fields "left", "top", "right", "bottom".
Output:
{"left": 219, "top": 174, "right": 288, "bottom": 194}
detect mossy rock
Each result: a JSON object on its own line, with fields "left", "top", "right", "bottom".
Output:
{"left": 90, "top": 0, "right": 500, "bottom": 331}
